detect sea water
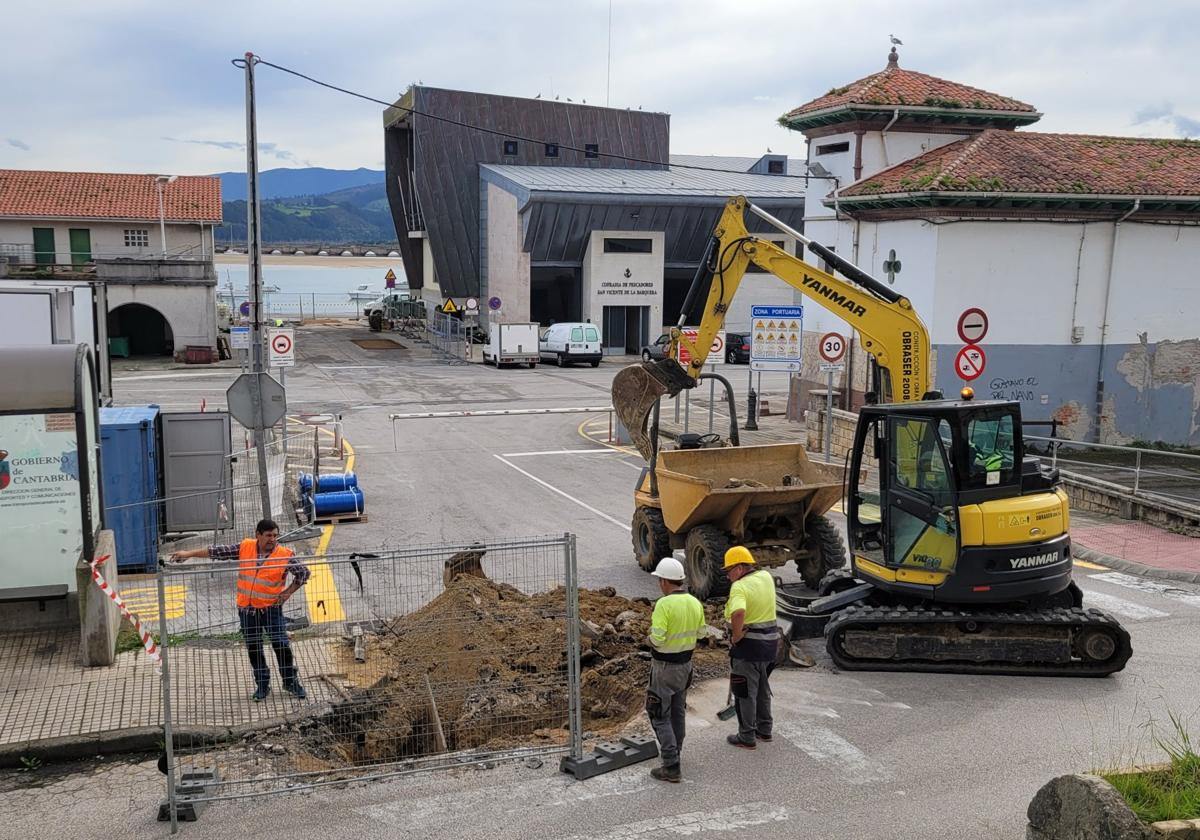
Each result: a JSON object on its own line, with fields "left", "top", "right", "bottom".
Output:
{"left": 217, "top": 259, "right": 408, "bottom": 318}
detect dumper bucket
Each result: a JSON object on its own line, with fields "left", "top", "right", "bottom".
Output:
{"left": 612, "top": 359, "right": 696, "bottom": 460}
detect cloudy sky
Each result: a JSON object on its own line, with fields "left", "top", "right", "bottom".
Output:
{"left": 1, "top": 0, "right": 1196, "bottom": 175}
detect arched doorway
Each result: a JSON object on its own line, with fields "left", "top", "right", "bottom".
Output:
{"left": 108, "top": 303, "right": 174, "bottom": 357}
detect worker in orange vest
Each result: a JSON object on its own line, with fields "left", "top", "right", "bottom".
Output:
{"left": 170, "top": 519, "right": 310, "bottom": 701}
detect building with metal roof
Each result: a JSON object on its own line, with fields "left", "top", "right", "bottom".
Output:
{"left": 383, "top": 87, "right": 807, "bottom": 351}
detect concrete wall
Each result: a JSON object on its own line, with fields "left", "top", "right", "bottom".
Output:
{"left": 98, "top": 260, "right": 218, "bottom": 352}
{"left": 481, "top": 182, "right": 531, "bottom": 325}
{"left": 580, "top": 230, "right": 665, "bottom": 330}
{"left": 0, "top": 218, "right": 213, "bottom": 263}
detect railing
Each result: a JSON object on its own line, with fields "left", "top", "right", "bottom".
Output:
{"left": 218, "top": 290, "right": 370, "bottom": 320}
{"left": 1026, "top": 435, "right": 1200, "bottom": 509}
{"left": 1, "top": 241, "right": 211, "bottom": 266}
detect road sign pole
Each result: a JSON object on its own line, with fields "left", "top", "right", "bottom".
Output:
{"left": 708, "top": 363, "right": 715, "bottom": 434}
{"left": 825, "top": 369, "right": 834, "bottom": 460}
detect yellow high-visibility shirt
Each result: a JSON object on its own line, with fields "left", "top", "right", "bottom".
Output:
{"left": 724, "top": 568, "right": 777, "bottom": 626}
{"left": 649, "top": 591, "right": 706, "bottom": 658}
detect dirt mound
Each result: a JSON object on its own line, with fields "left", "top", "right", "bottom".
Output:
{"left": 319, "top": 577, "right": 728, "bottom": 764}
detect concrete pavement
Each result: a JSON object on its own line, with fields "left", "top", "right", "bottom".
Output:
{"left": 4, "top": 321, "right": 1199, "bottom": 840}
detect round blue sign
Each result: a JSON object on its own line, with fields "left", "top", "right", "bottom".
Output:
{"left": 239, "top": 301, "right": 251, "bottom": 316}
{"left": 487, "top": 296, "right": 502, "bottom": 311}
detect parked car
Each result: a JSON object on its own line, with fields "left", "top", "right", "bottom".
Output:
{"left": 539, "top": 322, "right": 602, "bottom": 367}
{"left": 640, "top": 333, "right": 671, "bottom": 361}
{"left": 725, "top": 332, "right": 751, "bottom": 364}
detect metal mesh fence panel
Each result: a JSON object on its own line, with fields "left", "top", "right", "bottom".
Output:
{"left": 158, "top": 534, "right": 580, "bottom": 815}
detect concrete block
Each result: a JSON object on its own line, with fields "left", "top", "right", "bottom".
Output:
{"left": 560, "top": 735, "right": 658, "bottom": 780}
{"left": 1151, "top": 819, "right": 1200, "bottom": 839}
{"left": 76, "top": 531, "right": 121, "bottom": 667}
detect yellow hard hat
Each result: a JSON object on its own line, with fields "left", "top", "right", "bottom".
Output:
{"left": 723, "top": 545, "right": 755, "bottom": 569}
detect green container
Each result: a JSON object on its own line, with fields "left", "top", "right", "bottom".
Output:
{"left": 109, "top": 336, "right": 130, "bottom": 358}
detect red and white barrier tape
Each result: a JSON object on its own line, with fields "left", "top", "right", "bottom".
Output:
{"left": 89, "top": 554, "right": 161, "bottom": 669}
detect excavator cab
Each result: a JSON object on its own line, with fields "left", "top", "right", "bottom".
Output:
{"left": 846, "top": 398, "right": 1073, "bottom": 604}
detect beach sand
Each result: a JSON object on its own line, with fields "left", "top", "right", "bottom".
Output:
{"left": 215, "top": 254, "right": 403, "bottom": 269}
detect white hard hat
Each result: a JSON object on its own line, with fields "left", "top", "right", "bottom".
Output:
{"left": 651, "top": 557, "right": 686, "bottom": 581}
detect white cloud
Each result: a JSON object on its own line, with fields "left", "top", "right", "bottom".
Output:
{"left": 0, "top": 0, "right": 1196, "bottom": 171}
{"left": 6, "top": 138, "right": 30, "bottom": 151}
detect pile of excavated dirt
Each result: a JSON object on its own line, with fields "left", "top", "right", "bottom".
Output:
{"left": 313, "top": 577, "right": 728, "bottom": 764}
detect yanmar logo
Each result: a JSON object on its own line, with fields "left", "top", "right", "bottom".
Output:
{"left": 801, "top": 275, "right": 867, "bottom": 318}
{"left": 1010, "top": 552, "right": 1059, "bottom": 570}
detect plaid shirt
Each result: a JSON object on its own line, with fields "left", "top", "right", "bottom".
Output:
{"left": 208, "top": 543, "right": 311, "bottom": 587}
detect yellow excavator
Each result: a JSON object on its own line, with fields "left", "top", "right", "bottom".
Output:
{"left": 612, "top": 196, "right": 1131, "bottom": 676}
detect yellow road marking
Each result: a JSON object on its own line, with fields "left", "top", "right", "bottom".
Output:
{"left": 119, "top": 585, "right": 186, "bottom": 621}
{"left": 305, "top": 525, "right": 346, "bottom": 623}
{"left": 285, "top": 420, "right": 354, "bottom": 624}
{"left": 1074, "top": 558, "right": 1106, "bottom": 570}
{"left": 575, "top": 418, "right": 642, "bottom": 458}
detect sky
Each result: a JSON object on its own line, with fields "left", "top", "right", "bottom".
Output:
{"left": 1, "top": 0, "right": 1197, "bottom": 176}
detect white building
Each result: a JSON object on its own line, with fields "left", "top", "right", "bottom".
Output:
{"left": 0, "top": 170, "right": 223, "bottom": 359}
{"left": 784, "top": 48, "right": 1200, "bottom": 445}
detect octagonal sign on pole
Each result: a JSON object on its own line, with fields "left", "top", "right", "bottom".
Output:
{"left": 226, "top": 372, "right": 286, "bottom": 429}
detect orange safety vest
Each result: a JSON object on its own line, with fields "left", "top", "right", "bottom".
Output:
{"left": 236, "top": 539, "right": 295, "bottom": 608}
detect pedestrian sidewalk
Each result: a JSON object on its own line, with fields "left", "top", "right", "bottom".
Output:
{"left": 1071, "top": 510, "right": 1200, "bottom": 583}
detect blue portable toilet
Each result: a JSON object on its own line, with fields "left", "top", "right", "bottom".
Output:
{"left": 99, "top": 406, "right": 161, "bottom": 571}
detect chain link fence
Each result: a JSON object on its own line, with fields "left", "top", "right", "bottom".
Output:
{"left": 157, "top": 534, "right": 581, "bottom": 828}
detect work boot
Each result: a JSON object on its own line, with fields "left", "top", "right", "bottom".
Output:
{"left": 253, "top": 685, "right": 270, "bottom": 702}
{"left": 650, "top": 764, "right": 681, "bottom": 783}
{"left": 726, "top": 734, "right": 756, "bottom": 750}
{"left": 283, "top": 681, "right": 307, "bottom": 700}
{"left": 757, "top": 732, "right": 773, "bottom": 742}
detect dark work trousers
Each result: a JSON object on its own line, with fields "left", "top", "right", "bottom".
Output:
{"left": 730, "top": 657, "right": 773, "bottom": 744}
{"left": 238, "top": 605, "right": 298, "bottom": 691}
{"left": 646, "top": 659, "right": 692, "bottom": 767}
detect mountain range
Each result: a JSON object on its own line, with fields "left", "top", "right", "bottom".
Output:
{"left": 212, "top": 167, "right": 396, "bottom": 244}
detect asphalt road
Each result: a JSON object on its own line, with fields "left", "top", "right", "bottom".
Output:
{"left": 10, "top": 323, "right": 1197, "bottom": 840}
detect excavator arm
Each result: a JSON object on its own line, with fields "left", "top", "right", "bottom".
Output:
{"left": 613, "top": 196, "right": 932, "bottom": 459}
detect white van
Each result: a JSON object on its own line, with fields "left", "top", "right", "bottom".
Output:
{"left": 539, "top": 322, "right": 602, "bottom": 367}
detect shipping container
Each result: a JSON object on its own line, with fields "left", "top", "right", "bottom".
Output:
{"left": 99, "top": 406, "right": 161, "bottom": 571}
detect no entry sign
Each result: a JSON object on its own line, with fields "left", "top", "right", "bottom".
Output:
{"left": 955, "top": 344, "right": 986, "bottom": 381}
{"left": 818, "top": 332, "right": 847, "bottom": 363}
{"left": 268, "top": 328, "right": 295, "bottom": 368}
{"left": 957, "top": 308, "right": 989, "bottom": 344}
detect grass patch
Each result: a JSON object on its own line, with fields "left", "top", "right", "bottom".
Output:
{"left": 1102, "top": 712, "right": 1200, "bottom": 823}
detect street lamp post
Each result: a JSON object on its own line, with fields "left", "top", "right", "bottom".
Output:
{"left": 154, "top": 174, "right": 178, "bottom": 257}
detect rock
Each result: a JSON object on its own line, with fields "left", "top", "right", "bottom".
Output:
{"left": 615, "top": 610, "right": 641, "bottom": 626}
{"left": 602, "top": 623, "right": 617, "bottom": 636}
{"left": 1026, "top": 774, "right": 1154, "bottom": 840}
{"left": 270, "top": 744, "right": 286, "bottom": 755}
{"left": 580, "top": 620, "right": 603, "bottom": 639}
{"left": 705, "top": 624, "right": 726, "bottom": 643}
{"left": 1151, "top": 820, "right": 1200, "bottom": 839}
{"left": 525, "top": 757, "right": 544, "bottom": 770}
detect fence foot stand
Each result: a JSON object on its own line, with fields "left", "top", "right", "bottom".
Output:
{"left": 157, "top": 766, "right": 220, "bottom": 823}
{"left": 559, "top": 735, "right": 657, "bottom": 780}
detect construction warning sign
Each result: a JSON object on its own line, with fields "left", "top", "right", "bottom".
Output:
{"left": 385, "top": 268, "right": 397, "bottom": 289}
{"left": 441, "top": 297, "right": 459, "bottom": 314}
{"left": 750, "top": 305, "right": 803, "bottom": 371}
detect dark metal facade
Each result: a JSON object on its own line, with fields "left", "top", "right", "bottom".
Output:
{"left": 385, "top": 87, "right": 670, "bottom": 298}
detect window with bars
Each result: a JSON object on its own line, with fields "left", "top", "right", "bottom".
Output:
{"left": 124, "top": 229, "right": 150, "bottom": 247}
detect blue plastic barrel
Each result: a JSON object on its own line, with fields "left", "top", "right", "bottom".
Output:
{"left": 312, "top": 487, "right": 365, "bottom": 517}
{"left": 299, "top": 472, "right": 358, "bottom": 493}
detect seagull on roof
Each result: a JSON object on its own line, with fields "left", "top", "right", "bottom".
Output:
{"left": 890, "top": 34, "right": 903, "bottom": 45}
{"left": 535, "top": 93, "right": 541, "bottom": 99}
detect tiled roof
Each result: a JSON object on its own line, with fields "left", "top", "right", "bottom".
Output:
{"left": 838, "top": 131, "right": 1200, "bottom": 198}
{"left": 783, "top": 56, "right": 1037, "bottom": 122}
{"left": 0, "top": 170, "right": 222, "bottom": 222}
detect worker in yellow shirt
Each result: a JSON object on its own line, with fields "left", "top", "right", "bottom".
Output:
{"left": 645, "top": 556, "right": 706, "bottom": 782}
{"left": 723, "top": 546, "right": 779, "bottom": 749}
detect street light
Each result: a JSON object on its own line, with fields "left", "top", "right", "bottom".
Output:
{"left": 154, "top": 174, "right": 178, "bottom": 256}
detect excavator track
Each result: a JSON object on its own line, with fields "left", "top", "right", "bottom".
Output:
{"left": 824, "top": 603, "right": 1132, "bottom": 677}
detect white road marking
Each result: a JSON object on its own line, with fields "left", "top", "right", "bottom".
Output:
{"left": 1090, "top": 572, "right": 1200, "bottom": 608}
{"left": 557, "top": 803, "right": 788, "bottom": 839}
{"left": 1078, "top": 590, "right": 1170, "bottom": 621}
{"left": 112, "top": 371, "right": 234, "bottom": 381}
{"left": 789, "top": 688, "right": 911, "bottom": 711}
{"left": 360, "top": 767, "right": 664, "bottom": 825}
{"left": 493, "top": 454, "right": 629, "bottom": 531}
{"left": 315, "top": 365, "right": 391, "bottom": 369}
{"left": 777, "top": 722, "right": 889, "bottom": 784}
{"left": 501, "top": 448, "right": 624, "bottom": 457}
{"left": 789, "top": 705, "right": 841, "bottom": 719}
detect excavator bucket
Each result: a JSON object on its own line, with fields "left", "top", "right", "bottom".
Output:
{"left": 611, "top": 359, "right": 695, "bottom": 460}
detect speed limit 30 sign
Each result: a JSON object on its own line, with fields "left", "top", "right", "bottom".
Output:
{"left": 818, "top": 332, "right": 846, "bottom": 363}
{"left": 268, "top": 328, "right": 295, "bottom": 368}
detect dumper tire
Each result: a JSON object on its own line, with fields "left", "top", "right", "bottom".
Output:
{"left": 685, "top": 525, "right": 731, "bottom": 602}
{"left": 797, "top": 514, "right": 847, "bottom": 588}
{"left": 632, "top": 507, "right": 671, "bottom": 572}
